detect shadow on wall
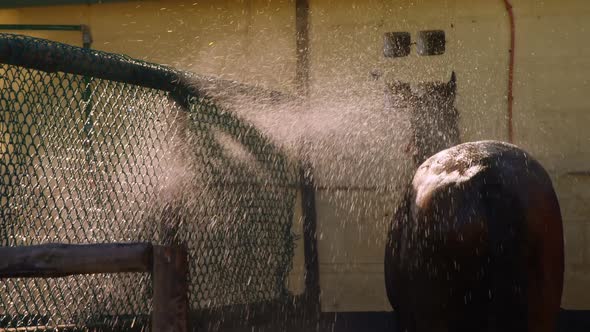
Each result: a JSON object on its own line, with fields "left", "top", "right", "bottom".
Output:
{"left": 386, "top": 71, "right": 460, "bottom": 166}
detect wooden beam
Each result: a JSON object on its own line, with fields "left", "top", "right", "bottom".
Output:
{"left": 152, "top": 245, "right": 189, "bottom": 332}
{"left": 0, "top": 243, "right": 152, "bottom": 278}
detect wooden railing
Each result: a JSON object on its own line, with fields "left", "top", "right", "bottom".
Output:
{"left": 0, "top": 243, "right": 189, "bottom": 332}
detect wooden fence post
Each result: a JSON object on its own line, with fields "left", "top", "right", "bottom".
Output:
{"left": 152, "top": 245, "right": 189, "bottom": 332}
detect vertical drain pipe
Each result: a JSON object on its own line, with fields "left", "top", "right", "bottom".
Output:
{"left": 296, "top": 0, "right": 311, "bottom": 98}
{"left": 502, "top": 0, "right": 516, "bottom": 143}
{"left": 296, "top": 0, "right": 320, "bottom": 322}
{"left": 300, "top": 162, "right": 320, "bottom": 318}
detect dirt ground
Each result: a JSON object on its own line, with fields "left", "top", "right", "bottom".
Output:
{"left": 219, "top": 310, "right": 590, "bottom": 332}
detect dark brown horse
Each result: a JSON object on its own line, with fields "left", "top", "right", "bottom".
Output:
{"left": 384, "top": 141, "right": 564, "bottom": 332}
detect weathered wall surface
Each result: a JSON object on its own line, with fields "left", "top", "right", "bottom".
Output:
{"left": 0, "top": 0, "right": 297, "bottom": 92}
{"left": 308, "top": 0, "right": 590, "bottom": 312}
{"left": 1, "top": 0, "right": 589, "bottom": 311}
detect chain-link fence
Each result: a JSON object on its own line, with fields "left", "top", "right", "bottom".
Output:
{"left": 0, "top": 33, "right": 298, "bottom": 330}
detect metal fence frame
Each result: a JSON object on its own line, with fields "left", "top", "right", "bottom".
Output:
{"left": 0, "top": 33, "right": 317, "bottom": 331}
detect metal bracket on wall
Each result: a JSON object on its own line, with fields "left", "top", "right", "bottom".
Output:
{"left": 383, "top": 32, "right": 411, "bottom": 58}
{"left": 0, "top": 0, "right": 130, "bottom": 8}
{"left": 416, "top": 30, "right": 446, "bottom": 56}
{"left": 0, "top": 24, "right": 93, "bottom": 48}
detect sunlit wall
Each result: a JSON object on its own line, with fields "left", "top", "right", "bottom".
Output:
{"left": 1, "top": 0, "right": 589, "bottom": 311}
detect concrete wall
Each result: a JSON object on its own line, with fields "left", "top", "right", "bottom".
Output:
{"left": 0, "top": 0, "right": 297, "bottom": 92}
{"left": 512, "top": 0, "right": 590, "bottom": 310}
{"left": 309, "top": 0, "right": 590, "bottom": 312}
{"left": 1, "top": 0, "right": 589, "bottom": 312}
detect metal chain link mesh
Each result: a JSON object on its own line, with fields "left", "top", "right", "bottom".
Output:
{"left": 0, "top": 34, "right": 298, "bottom": 330}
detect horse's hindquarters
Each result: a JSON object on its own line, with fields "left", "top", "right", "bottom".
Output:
{"left": 384, "top": 141, "right": 565, "bottom": 332}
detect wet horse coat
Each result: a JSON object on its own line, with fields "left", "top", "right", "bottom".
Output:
{"left": 384, "top": 141, "right": 564, "bottom": 332}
